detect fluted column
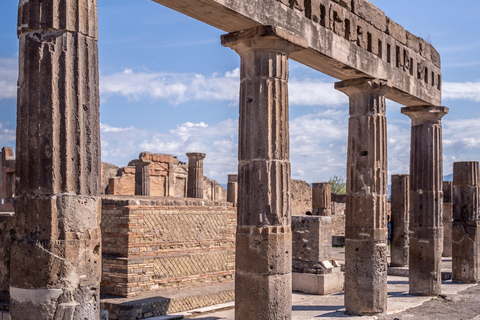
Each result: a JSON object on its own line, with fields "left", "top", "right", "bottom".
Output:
{"left": 132, "top": 159, "right": 151, "bottom": 196}
{"left": 12, "top": 0, "right": 101, "bottom": 319}
{"left": 186, "top": 152, "right": 206, "bottom": 199}
{"left": 390, "top": 174, "right": 410, "bottom": 267}
{"left": 443, "top": 181, "right": 453, "bottom": 257}
{"left": 402, "top": 106, "right": 448, "bottom": 296}
{"left": 452, "top": 162, "right": 480, "bottom": 283}
{"left": 312, "top": 183, "right": 331, "bottom": 216}
{"left": 222, "top": 26, "right": 305, "bottom": 320}
{"left": 227, "top": 174, "right": 238, "bottom": 207}
{"left": 335, "top": 78, "right": 390, "bottom": 315}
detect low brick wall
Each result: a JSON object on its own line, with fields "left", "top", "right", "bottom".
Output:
{"left": 101, "top": 196, "right": 236, "bottom": 298}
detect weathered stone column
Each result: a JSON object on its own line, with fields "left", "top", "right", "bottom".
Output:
{"left": 12, "top": 1, "right": 101, "bottom": 319}
{"left": 312, "top": 183, "right": 331, "bottom": 216}
{"left": 390, "top": 174, "right": 410, "bottom": 267}
{"left": 227, "top": 174, "right": 238, "bottom": 207}
{"left": 132, "top": 159, "right": 151, "bottom": 196}
{"left": 443, "top": 181, "right": 453, "bottom": 257}
{"left": 452, "top": 161, "right": 480, "bottom": 283}
{"left": 222, "top": 26, "right": 305, "bottom": 320}
{"left": 335, "top": 78, "right": 390, "bottom": 315}
{"left": 186, "top": 152, "right": 206, "bottom": 199}
{"left": 401, "top": 106, "right": 448, "bottom": 296}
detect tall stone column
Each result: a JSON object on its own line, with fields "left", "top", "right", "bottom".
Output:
{"left": 222, "top": 26, "right": 305, "bottom": 320}
{"left": 132, "top": 159, "right": 151, "bottom": 196}
{"left": 443, "top": 181, "right": 453, "bottom": 257}
{"left": 186, "top": 152, "right": 206, "bottom": 199}
{"left": 452, "top": 161, "right": 480, "bottom": 283}
{"left": 312, "top": 183, "right": 331, "bottom": 216}
{"left": 12, "top": 1, "right": 101, "bottom": 319}
{"left": 401, "top": 106, "right": 448, "bottom": 296}
{"left": 335, "top": 78, "right": 390, "bottom": 315}
{"left": 390, "top": 174, "right": 410, "bottom": 267}
{"left": 227, "top": 174, "right": 238, "bottom": 207}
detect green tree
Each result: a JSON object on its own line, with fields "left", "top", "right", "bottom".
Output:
{"left": 328, "top": 175, "right": 346, "bottom": 195}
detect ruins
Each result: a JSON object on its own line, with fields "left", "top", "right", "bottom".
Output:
{"left": 3, "top": 0, "right": 461, "bottom": 319}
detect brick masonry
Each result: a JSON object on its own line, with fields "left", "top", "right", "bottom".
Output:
{"left": 101, "top": 196, "right": 236, "bottom": 298}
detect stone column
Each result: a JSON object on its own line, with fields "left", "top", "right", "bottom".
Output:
{"left": 390, "top": 174, "right": 410, "bottom": 267}
{"left": 132, "top": 159, "right": 151, "bottom": 196}
{"left": 443, "top": 181, "right": 453, "bottom": 257}
{"left": 12, "top": 1, "right": 101, "bottom": 319}
{"left": 222, "top": 26, "right": 305, "bottom": 320}
{"left": 227, "top": 174, "right": 238, "bottom": 207}
{"left": 452, "top": 162, "right": 480, "bottom": 283}
{"left": 186, "top": 153, "right": 206, "bottom": 199}
{"left": 401, "top": 106, "right": 448, "bottom": 296}
{"left": 335, "top": 78, "right": 390, "bottom": 315}
{"left": 312, "top": 183, "right": 331, "bottom": 216}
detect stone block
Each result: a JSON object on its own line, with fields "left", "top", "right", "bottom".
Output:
{"left": 292, "top": 271, "right": 344, "bottom": 295}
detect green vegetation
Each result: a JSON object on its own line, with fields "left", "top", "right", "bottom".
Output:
{"left": 328, "top": 175, "right": 346, "bottom": 195}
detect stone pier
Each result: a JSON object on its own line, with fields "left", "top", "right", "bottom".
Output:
{"left": 335, "top": 78, "right": 390, "bottom": 315}
{"left": 402, "top": 106, "right": 448, "bottom": 296}
{"left": 186, "top": 153, "right": 206, "bottom": 199}
{"left": 222, "top": 26, "right": 306, "bottom": 320}
{"left": 312, "top": 183, "right": 331, "bottom": 216}
{"left": 443, "top": 181, "right": 453, "bottom": 257}
{"left": 390, "top": 174, "right": 410, "bottom": 267}
{"left": 12, "top": 0, "right": 102, "bottom": 319}
{"left": 227, "top": 174, "right": 238, "bottom": 207}
{"left": 452, "top": 161, "right": 480, "bottom": 283}
{"left": 132, "top": 159, "right": 151, "bottom": 196}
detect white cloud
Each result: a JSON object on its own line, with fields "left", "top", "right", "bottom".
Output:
{"left": 0, "top": 57, "right": 17, "bottom": 100}
{"left": 443, "top": 81, "right": 480, "bottom": 102}
{"left": 0, "top": 122, "right": 16, "bottom": 147}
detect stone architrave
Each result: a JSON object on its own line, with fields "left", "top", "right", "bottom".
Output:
{"left": 443, "top": 181, "right": 453, "bottom": 257}
{"left": 312, "top": 183, "right": 332, "bottom": 216}
{"left": 11, "top": 1, "right": 102, "bottom": 319}
{"left": 132, "top": 159, "right": 151, "bottom": 196}
{"left": 401, "top": 106, "right": 449, "bottom": 296}
{"left": 335, "top": 78, "right": 390, "bottom": 315}
{"left": 186, "top": 153, "right": 206, "bottom": 199}
{"left": 390, "top": 174, "right": 410, "bottom": 267}
{"left": 222, "top": 26, "right": 306, "bottom": 320}
{"left": 227, "top": 174, "right": 238, "bottom": 207}
{"left": 452, "top": 162, "right": 480, "bottom": 283}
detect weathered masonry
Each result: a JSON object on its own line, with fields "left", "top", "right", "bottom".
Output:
{"left": 14, "top": 0, "right": 445, "bottom": 319}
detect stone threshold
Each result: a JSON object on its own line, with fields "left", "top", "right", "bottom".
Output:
{"left": 101, "top": 281, "right": 234, "bottom": 320}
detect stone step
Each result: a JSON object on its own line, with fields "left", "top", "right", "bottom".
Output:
{"left": 101, "top": 282, "right": 234, "bottom": 320}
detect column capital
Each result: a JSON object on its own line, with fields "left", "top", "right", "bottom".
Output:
{"left": 221, "top": 25, "right": 307, "bottom": 55}
{"left": 401, "top": 106, "right": 449, "bottom": 124}
{"left": 131, "top": 159, "right": 151, "bottom": 166}
{"left": 228, "top": 174, "right": 238, "bottom": 183}
{"left": 334, "top": 78, "right": 391, "bottom": 96}
{"left": 186, "top": 152, "right": 206, "bottom": 161}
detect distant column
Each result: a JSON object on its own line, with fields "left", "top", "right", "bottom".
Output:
{"left": 402, "top": 106, "right": 448, "bottom": 296}
{"left": 443, "top": 181, "right": 453, "bottom": 257}
{"left": 390, "top": 174, "right": 410, "bottom": 267}
{"left": 312, "top": 183, "right": 331, "bottom": 216}
{"left": 452, "top": 161, "right": 480, "bottom": 283}
{"left": 227, "top": 174, "right": 238, "bottom": 207}
{"left": 222, "top": 26, "right": 305, "bottom": 320}
{"left": 335, "top": 78, "right": 390, "bottom": 315}
{"left": 186, "top": 153, "right": 206, "bottom": 199}
{"left": 132, "top": 159, "right": 151, "bottom": 196}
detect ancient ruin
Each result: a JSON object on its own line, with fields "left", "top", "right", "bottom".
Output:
{"left": 390, "top": 174, "right": 410, "bottom": 267}
{"left": 6, "top": 0, "right": 454, "bottom": 319}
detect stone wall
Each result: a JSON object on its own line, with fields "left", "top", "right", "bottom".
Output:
{"left": 291, "top": 179, "right": 312, "bottom": 215}
{"left": 101, "top": 196, "right": 236, "bottom": 297}
{"left": 0, "top": 213, "right": 14, "bottom": 294}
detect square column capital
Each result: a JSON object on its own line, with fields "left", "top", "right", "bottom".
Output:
{"left": 221, "top": 25, "right": 307, "bottom": 55}
{"left": 401, "top": 106, "right": 449, "bottom": 125}
{"left": 334, "top": 78, "right": 391, "bottom": 96}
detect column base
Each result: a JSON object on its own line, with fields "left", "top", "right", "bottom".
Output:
{"left": 292, "top": 271, "right": 344, "bottom": 295}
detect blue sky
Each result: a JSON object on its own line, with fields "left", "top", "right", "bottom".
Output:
{"left": 1, "top": 1, "right": 480, "bottom": 184}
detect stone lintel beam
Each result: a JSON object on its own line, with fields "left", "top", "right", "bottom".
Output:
{"left": 335, "top": 78, "right": 390, "bottom": 315}
{"left": 312, "top": 183, "right": 331, "bottom": 216}
{"left": 401, "top": 105, "right": 448, "bottom": 296}
{"left": 452, "top": 161, "right": 480, "bottom": 283}
{"left": 186, "top": 152, "right": 206, "bottom": 199}
{"left": 222, "top": 28, "right": 297, "bottom": 319}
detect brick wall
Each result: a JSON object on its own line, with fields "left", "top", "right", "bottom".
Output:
{"left": 101, "top": 196, "right": 236, "bottom": 298}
